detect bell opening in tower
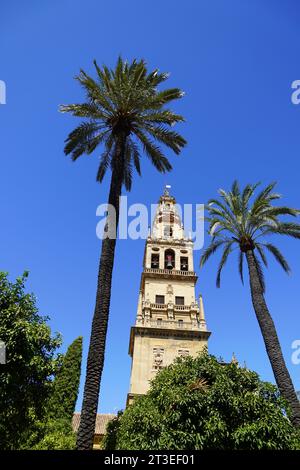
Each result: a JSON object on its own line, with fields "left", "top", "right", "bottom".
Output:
{"left": 151, "top": 253, "right": 159, "bottom": 269}
{"left": 180, "top": 256, "right": 188, "bottom": 271}
{"left": 165, "top": 249, "right": 175, "bottom": 270}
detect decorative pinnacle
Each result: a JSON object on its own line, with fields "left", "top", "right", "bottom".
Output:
{"left": 199, "top": 294, "right": 205, "bottom": 321}
{"left": 164, "top": 184, "right": 171, "bottom": 196}
{"left": 231, "top": 352, "right": 238, "bottom": 365}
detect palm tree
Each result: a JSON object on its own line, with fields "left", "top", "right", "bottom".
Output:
{"left": 200, "top": 181, "right": 300, "bottom": 427}
{"left": 60, "top": 57, "right": 186, "bottom": 449}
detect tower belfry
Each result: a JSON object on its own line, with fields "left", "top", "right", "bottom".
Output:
{"left": 127, "top": 187, "right": 211, "bottom": 404}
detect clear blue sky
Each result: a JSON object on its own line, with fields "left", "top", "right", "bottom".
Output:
{"left": 1, "top": 0, "right": 300, "bottom": 413}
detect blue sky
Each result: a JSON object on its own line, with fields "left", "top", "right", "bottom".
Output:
{"left": 1, "top": 0, "right": 300, "bottom": 413}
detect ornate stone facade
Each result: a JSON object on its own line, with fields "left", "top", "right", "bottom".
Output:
{"left": 127, "top": 187, "right": 211, "bottom": 405}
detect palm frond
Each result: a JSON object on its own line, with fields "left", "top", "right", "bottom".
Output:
{"left": 142, "top": 124, "right": 186, "bottom": 154}
{"left": 218, "top": 185, "right": 242, "bottom": 218}
{"left": 96, "top": 135, "right": 115, "bottom": 182}
{"left": 263, "top": 222, "right": 300, "bottom": 239}
{"left": 203, "top": 180, "right": 300, "bottom": 292}
{"left": 230, "top": 180, "right": 242, "bottom": 215}
{"left": 129, "top": 138, "right": 141, "bottom": 176}
{"left": 216, "top": 242, "right": 234, "bottom": 288}
{"left": 76, "top": 69, "right": 115, "bottom": 113}
{"left": 64, "top": 122, "right": 104, "bottom": 160}
{"left": 134, "top": 130, "right": 172, "bottom": 173}
{"left": 145, "top": 69, "right": 169, "bottom": 87}
{"left": 251, "top": 182, "right": 280, "bottom": 217}
{"left": 241, "top": 182, "right": 260, "bottom": 208}
{"left": 147, "top": 88, "right": 185, "bottom": 108}
{"left": 259, "top": 206, "right": 300, "bottom": 218}
{"left": 238, "top": 251, "right": 244, "bottom": 285}
{"left": 59, "top": 103, "right": 108, "bottom": 120}
{"left": 139, "top": 110, "right": 184, "bottom": 125}
{"left": 206, "top": 199, "right": 238, "bottom": 229}
{"left": 255, "top": 243, "right": 268, "bottom": 267}
{"left": 263, "top": 243, "right": 290, "bottom": 274}
{"left": 188, "top": 377, "right": 209, "bottom": 392}
{"left": 200, "top": 240, "right": 226, "bottom": 267}
{"left": 61, "top": 57, "right": 186, "bottom": 190}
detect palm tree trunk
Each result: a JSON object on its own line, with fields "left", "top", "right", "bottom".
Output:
{"left": 76, "top": 136, "right": 126, "bottom": 450}
{"left": 246, "top": 249, "right": 300, "bottom": 427}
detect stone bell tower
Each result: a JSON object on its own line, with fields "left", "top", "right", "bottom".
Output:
{"left": 127, "top": 186, "right": 211, "bottom": 404}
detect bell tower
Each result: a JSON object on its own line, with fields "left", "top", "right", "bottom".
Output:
{"left": 127, "top": 186, "right": 211, "bottom": 405}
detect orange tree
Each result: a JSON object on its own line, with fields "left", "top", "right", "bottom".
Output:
{"left": 104, "top": 352, "right": 300, "bottom": 450}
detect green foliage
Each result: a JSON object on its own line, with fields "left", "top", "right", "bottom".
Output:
{"left": 34, "top": 420, "right": 76, "bottom": 450}
{"left": 60, "top": 57, "right": 186, "bottom": 190}
{"left": 103, "top": 411, "right": 123, "bottom": 450}
{"left": 0, "top": 272, "right": 62, "bottom": 450}
{"left": 21, "top": 418, "right": 76, "bottom": 450}
{"left": 48, "top": 336, "right": 83, "bottom": 421}
{"left": 201, "top": 181, "right": 300, "bottom": 290}
{"left": 0, "top": 272, "right": 80, "bottom": 450}
{"left": 22, "top": 336, "right": 83, "bottom": 450}
{"left": 106, "top": 352, "right": 300, "bottom": 450}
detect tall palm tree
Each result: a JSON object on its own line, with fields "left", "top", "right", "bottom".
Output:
{"left": 60, "top": 57, "right": 186, "bottom": 449}
{"left": 200, "top": 181, "right": 300, "bottom": 427}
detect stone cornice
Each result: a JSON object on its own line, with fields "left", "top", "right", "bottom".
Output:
{"left": 128, "top": 326, "right": 211, "bottom": 357}
{"left": 141, "top": 268, "right": 198, "bottom": 283}
{"left": 146, "top": 237, "right": 193, "bottom": 246}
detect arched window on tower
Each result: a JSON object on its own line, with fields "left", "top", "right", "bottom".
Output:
{"left": 165, "top": 249, "right": 175, "bottom": 270}
{"left": 151, "top": 253, "right": 159, "bottom": 269}
{"left": 164, "top": 225, "right": 173, "bottom": 238}
{"left": 180, "top": 257, "right": 188, "bottom": 271}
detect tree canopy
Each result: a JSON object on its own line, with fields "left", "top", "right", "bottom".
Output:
{"left": 22, "top": 336, "right": 83, "bottom": 450}
{"left": 201, "top": 181, "right": 300, "bottom": 290}
{"left": 60, "top": 56, "right": 186, "bottom": 190}
{"left": 0, "top": 272, "right": 62, "bottom": 449}
{"left": 104, "top": 352, "right": 300, "bottom": 450}
{"left": 48, "top": 336, "right": 83, "bottom": 422}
